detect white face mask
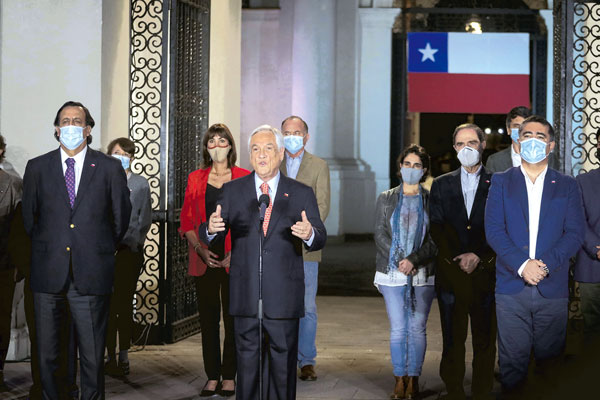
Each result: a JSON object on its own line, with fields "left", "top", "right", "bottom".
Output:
{"left": 208, "top": 145, "right": 230, "bottom": 163}
{"left": 456, "top": 146, "right": 480, "bottom": 167}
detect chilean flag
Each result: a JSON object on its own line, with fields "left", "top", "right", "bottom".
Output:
{"left": 407, "top": 32, "right": 530, "bottom": 114}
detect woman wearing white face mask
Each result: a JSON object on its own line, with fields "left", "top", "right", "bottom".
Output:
{"left": 374, "top": 144, "right": 438, "bottom": 399}
{"left": 179, "top": 124, "right": 250, "bottom": 397}
{"left": 104, "top": 138, "right": 152, "bottom": 377}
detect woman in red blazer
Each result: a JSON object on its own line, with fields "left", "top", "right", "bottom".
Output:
{"left": 179, "top": 123, "right": 250, "bottom": 397}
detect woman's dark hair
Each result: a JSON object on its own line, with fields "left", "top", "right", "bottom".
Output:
{"left": 396, "top": 143, "right": 431, "bottom": 183}
{"left": 107, "top": 137, "right": 136, "bottom": 156}
{"left": 53, "top": 101, "right": 95, "bottom": 145}
{"left": 201, "top": 123, "right": 237, "bottom": 169}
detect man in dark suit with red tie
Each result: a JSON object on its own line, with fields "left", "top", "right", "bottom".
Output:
{"left": 201, "top": 125, "right": 326, "bottom": 400}
{"left": 22, "top": 101, "right": 131, "bottom": 400}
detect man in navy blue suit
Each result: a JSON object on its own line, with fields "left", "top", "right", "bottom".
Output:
{"left": 485, "top": 115, "right": 584, "bottom": 397}
{"left": 202, "top": 125, "right": 326, "bottom": 400}
{"left": 22, "top": 101, "right": 131, "bottom": 400}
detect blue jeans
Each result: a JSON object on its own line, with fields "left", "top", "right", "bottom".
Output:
{"left": 380, "top": 285, "right": 436, "bottom": 376}
{"left": 298, "top": 261, "right": 318, "bottom": 367}
{"left": 496, "top": 286, "right": 568, "bottom": 391}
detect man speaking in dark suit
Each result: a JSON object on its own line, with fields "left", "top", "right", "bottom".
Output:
{"left": 201, "top": 125, "right": 326, "bottom": 400}
{"left": 22, "top": 101, "right": 131, "bottom": 400}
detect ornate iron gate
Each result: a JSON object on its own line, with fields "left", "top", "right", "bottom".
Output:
{"left": 129, "top": 0, "right": 210, "bottom": 344}
{"left": 554, "top": 0, "right": 600, "bottom": 354}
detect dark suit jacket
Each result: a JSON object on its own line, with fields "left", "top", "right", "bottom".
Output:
{"left": 22, "top": 147, "right": 131, "bottom": 295}
{"left": 574, "top": 168, "right": 600, "bottom": 283}
{"left": 429, "top": 167, "right": 496, "bottom": 292}
{"left": 485, "top": 167, "right": 584, "bottom": 298}
{"left": 199, "top": 172, "right": 326, "bottom": 319}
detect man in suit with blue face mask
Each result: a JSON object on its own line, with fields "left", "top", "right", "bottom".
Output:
{"left": 22, "top": 101, "right": 131, "bottom": 400}
{"left": 485, "top": 115, "right": 585, "bottom": 398}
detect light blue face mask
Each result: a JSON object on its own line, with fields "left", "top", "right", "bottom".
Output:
{"left": 520, "top": 138, "right": 548, "bottom": 164}
{"left": 112, "top": 154, "right": 131, "bottom": 170}
{"left": 510, "top": 128, "right": 520, "bottom": 143}
{"left": 400, "top": 167, "right": 424, "bottom": 185}
{"left": 283, "top": 135, "right": 304, "bottom": 154}
{"left": 59, "top": 126, "right": 85, "bottom": 150}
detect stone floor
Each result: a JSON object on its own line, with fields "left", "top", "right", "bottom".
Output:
{"left": 2, "top": 295, "right": 484, "bottom": 400}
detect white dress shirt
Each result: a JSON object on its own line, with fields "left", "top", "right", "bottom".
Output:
{"left": 510, "top": 145, "right": 522, "bottom": 168}
{"left": 60, "top": 146, "right": 87, "bottom": 195}
{"left": 460, "top": 164, "right": 482, "bottom": 219}
{"left": 285, "top": 150, "right": 304, "bottom": 180}
{"left": 517, "top": 165, "right": 548, "bottom": 276}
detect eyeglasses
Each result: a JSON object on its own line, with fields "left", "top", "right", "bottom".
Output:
{"left": 282, "top": 130, "right": 306, "bottom": 137}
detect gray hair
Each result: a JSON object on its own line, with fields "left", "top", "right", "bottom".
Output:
{"left": 248, "top": 124, "right": 285, "bottom": 152}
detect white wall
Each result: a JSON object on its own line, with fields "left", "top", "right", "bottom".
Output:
{"left": 101, "top": 1, "right": 130, "bottom": 151}
{"left": 210, "top": 0, "right": 243, "bottom": 159}
{"left": 0, "top": 0, "right": 103, "bottom": 176}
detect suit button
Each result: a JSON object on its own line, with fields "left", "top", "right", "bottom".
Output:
{"left": 467, "top": 225, "right": 472, "bottom": 230}
{"left": 66, "top": 246, "right": 71, "bottom": 251}
{"left": 70, "top": 224, "right": 75, "bottom": 229}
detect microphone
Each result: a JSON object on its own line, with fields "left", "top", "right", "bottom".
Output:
{"left": 258, "top": 194, "right": 270, "bottom": 221}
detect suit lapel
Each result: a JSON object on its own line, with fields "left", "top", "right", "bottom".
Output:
{"left": 509, "top": 167, "right": 529, "bottom": 226}
{"left": 538, "top": 168, "right": 557, "bottom": 223}
{"left": 266, "top": 174, "right": 290, "bottom": 239}
{"left": 296, "top": 151, "right": 311, "bottom": 181}
{"left": 470, "top": 168, "right": 491, "bottom": 222}
{"left": 0, "top": 173, "right": 9, "bottom": 205}
{"left": 450, "top": 168, "right": 469, "bottom": 223}
{"left": 72, "top": 148, "right": 98, "bottom": 213}
{"left": 50, "top": 149, "right": 72, "bottom": 208}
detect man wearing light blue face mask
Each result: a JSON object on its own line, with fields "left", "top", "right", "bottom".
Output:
{"left": 485, "top": 115, "right": 585, "bottom": 398}
{"left": 21, "top": 101, "right": 131, "bottom": 400}
{"left": 279, "top": 115, "right": 330, "bottom": 382}
{"left": 486, "top": 106, "right": 531, "bottom": 173}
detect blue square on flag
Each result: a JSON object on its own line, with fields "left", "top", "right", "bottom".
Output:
{"left": 408, "top": 32, "right": 448, "bottom": 73}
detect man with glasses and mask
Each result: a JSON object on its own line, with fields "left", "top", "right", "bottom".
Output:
{"left": 279, "top": 116, "right": 330, "bottom": 382}
{"left": 485, "top": 115, "right": 584, "bottom": 398}
{"left": 22, "top": 101, "right": 131, "bottom": 399}
{"left": 429, "top": 123, "right": 497, "bottom": 400}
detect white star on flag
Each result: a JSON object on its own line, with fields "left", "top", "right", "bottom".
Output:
{"left": 418, "top": 42, "right": 438, "bottom": 62}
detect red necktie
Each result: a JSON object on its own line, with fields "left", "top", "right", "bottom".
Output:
{"left": 260, "top": 182, "right": 272, "bottom": 236}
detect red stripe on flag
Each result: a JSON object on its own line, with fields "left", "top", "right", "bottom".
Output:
{"left": 408, "top": 73, "right": 530, "bottom": 114}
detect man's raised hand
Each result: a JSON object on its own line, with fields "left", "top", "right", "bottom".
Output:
{"left": 208, "top": 204, "right": 225, "bottom": 234}
{"left": 291, "top": 210, "right": 313, "bottom": 241}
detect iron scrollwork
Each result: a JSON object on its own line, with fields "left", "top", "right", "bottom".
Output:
{"left": 129, "top": 0, "right": 165, "bottom": 335}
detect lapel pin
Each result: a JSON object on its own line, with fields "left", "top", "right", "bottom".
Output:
{"left": 485, "top": 180, "right": 490, "bottom": 184}
{"left": 91, "top": 163, "right": 96, "bottom": 167}
{"left": 284, "top": 193, "right": 289, "bottom": 197}
{"left": 551, "top": 180, "right": 556, "bottom": 184}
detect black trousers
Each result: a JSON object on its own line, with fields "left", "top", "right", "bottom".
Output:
{"left": 195, "top": 268, "right": 236, "bottom": 380}
{"left": 234, "top": 316, "right": 299, "bottom": 400}
{"left": 437, "top": 280, "right": 497, "bottom": 399}
{"left": 0, "top": 268, "right": 16, "bottom": 372}
{"left": 34, "top": 280, "right": 109, "bottom": 400}
{"left": 106, "top": 248, "right": 144, "bottom": 354}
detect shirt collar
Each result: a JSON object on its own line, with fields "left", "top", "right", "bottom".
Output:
{"left": 520, "top": 164, "right": 548, "bottom": 185}
{"left": 286, "top": 149, "right": 305, "bottom": 162}
{"left": 255, "top": 170, "right": 281, "bottom": 196}
{"left": 460, "top": 163, "right": 482, "bottom": 178}
{"left": 60, "top": 145, "right": 87, "bottom": 166}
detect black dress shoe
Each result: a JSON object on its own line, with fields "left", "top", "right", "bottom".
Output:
{"left": 199, "top": 380, "right": 220, "bottom": 397}
{"left": 218, "top": 380, "right": 236, "bottom": 397}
